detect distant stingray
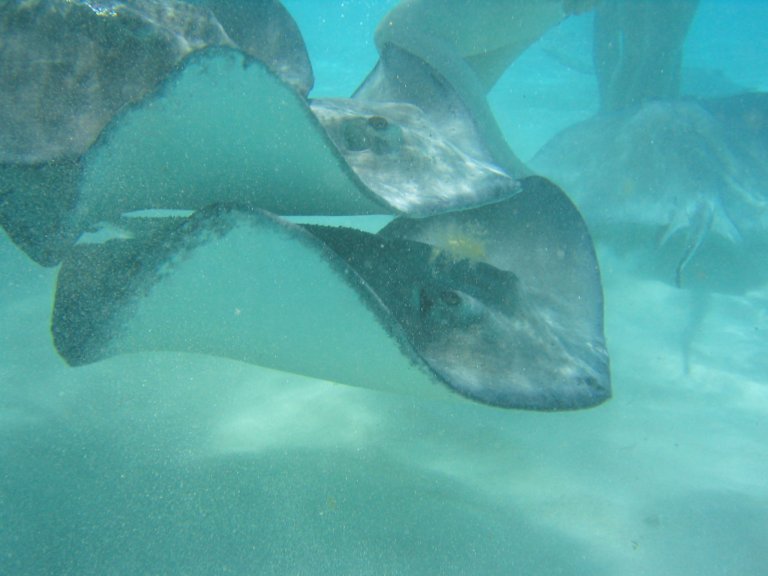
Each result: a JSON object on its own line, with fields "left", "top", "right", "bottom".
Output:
{"left": 532, "top": 94, "right": 768, "bottom": 291}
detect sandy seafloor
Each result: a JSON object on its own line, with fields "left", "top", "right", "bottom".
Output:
{"left": 1, "top": 1, "right": 767, "bottom": 574}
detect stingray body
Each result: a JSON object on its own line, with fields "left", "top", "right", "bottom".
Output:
{"left": 532, "top": 94, "right": 768, "bottom": 290}
{"left": 53, "top": 177, "right": 609, "bottom": 410}
{"left": 1, "top": 0, "right": 611, "bottom": 410}
{"left": 0, "top": 0, "right": 316, "bottom": 265}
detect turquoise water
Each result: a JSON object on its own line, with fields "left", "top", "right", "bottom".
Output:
{"left": 2, "top": 1, "right": 767, "bottom": 574}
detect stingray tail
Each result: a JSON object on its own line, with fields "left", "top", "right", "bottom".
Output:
{"left": 679, "top": 288, "right": 711, "bottom": 375}
{"left": 0, "top": 161, "right": 82, "bottom": 267}
{"left": 659, "top": 197, "right": 715, "bottom": 288}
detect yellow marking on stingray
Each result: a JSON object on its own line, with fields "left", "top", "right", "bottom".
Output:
{"left": 445, "top": 235, "right": 487, "bottom": 261}
{"left": 429, "top": 220, "right": 489, "bottom": 264}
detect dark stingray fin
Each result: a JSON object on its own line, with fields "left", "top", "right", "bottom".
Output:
{"left": 201, "top": 0, "right": 314, "bottom": 96}
{"left": 0, "top": 161, "right": 81, "bottom": 266}
{"left": 0, "top": 0, "right": 233, "bottom": 164}
{"left": 0, "top": 0, "right": 311, "bottom": 164}
{"left": 0, "top": 0, "right": 227, "bottom": 265}
{"left": 53, "top": 180, "right": 610, "bottom": 411}
{"left": 379, "top": 176, "right": 611, "bottom": 410}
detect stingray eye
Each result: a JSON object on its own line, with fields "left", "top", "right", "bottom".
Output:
{"left": 367, "top": 116, "right": 389, "bottom": 131}
{"left": 417, "top": 287, "right": 434, "bottom": 316}
{"left": 439, "top": 290, "right": 461, "bottom": 306}
{"left": 341, "top": 118, "right": 370, "bottom": 151}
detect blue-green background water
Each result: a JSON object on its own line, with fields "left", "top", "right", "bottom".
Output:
{"left": 1, "top": 1, "right": 767, "bottom": 574}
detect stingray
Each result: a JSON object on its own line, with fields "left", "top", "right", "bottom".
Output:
{"left": 1, "top": 0, "right": 611, "bottom": 409}
{"left": 0, "top": 0, "right": 312, "bottom": 265}
{"left": 52, "top": 176, "right": 610, "bottom": 411}
{"left": 532, "top": 94, "right": 768, "bottom": 291}
{"left": 0, "top": 0, "right": 519, "bottom": 266}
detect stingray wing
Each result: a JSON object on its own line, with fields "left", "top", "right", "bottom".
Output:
{"left": 379, "top": 176, "right": 610, "bottom": 409}
{"left": 52, "top": 205, "right": 446, "bottom": 401}
{"left": 354, "top": 41, "right": 530, "bottom": 180}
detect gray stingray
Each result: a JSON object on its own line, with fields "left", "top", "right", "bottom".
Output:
{"left": 532, "top": 94, "right": 768, "bottom": 291}
{"left": 52, "top": 176, "right": 610, "bottom": 411}
{"left": 0, "top": 0, "right": 518, "bottom": 266}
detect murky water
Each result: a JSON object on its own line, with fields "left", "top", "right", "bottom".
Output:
{"left": 2, "top": 1, "right": 766, "bottom": 574}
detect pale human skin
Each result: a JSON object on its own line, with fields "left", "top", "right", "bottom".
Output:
{"left": 593, "top": 0, "right": 700, "bottom": 111}
{"left": 374, "top": 0, "right": 596, "bottom": 93}
{"left": 375, "top": 0, "right": 698, "bottom": 106}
